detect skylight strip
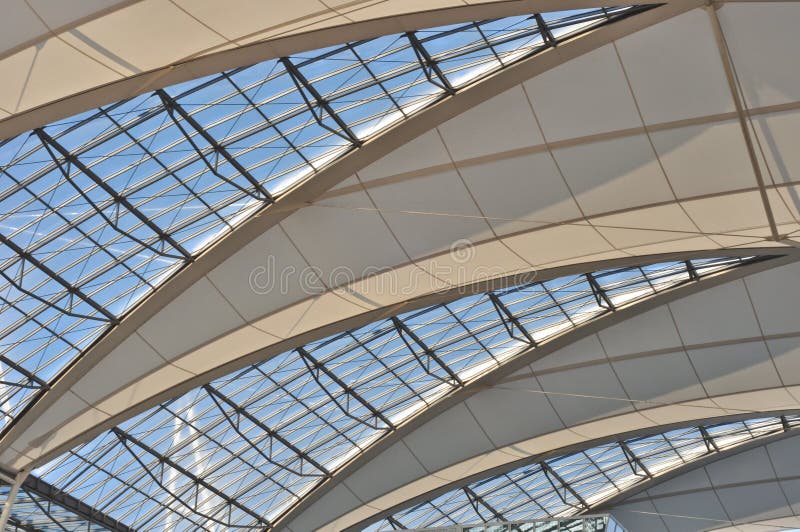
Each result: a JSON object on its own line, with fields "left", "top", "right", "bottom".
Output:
{"left": 25, "top": 255, "right": 763, "bottom": 530}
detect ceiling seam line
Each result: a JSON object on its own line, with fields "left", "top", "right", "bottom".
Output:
{"left": 318, "top": 95, "right": 800, "bottom": 203}
{"left": 433, "top": 125, "right": 536, "bottom": 270}
{"left": 762, "top": 434, "right": 795, "bottom": 512}
{"left": 663, "top": 299, "right": 713, "bottom": 398}
{"left": 519, "top": 79, "right": 629, "bottom": 257}
{"left": 740, "top": 277, "right": 791, "bottom": 395}
{"left": 305, "top": 200, "right": 778, "bottom": 243}
{"left": 609, "top": 40, "right": 716, "bottom": 248}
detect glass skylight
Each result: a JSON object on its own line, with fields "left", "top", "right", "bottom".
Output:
{"left": 24, "top": 256, "right": 765, "bottom": 531}
{"left": 0, "top": 5, "right": 652, "bottom": 431}
{"left": 366, "top": 416, "right": 800, "bottom": 531}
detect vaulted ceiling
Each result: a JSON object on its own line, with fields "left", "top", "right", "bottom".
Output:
{"left": 2, "top": 1, "right": 800, "bottom": 530}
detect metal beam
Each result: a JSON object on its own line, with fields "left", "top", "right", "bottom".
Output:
{"left": 19, "top": 474, "right": 135, "bottom": 532}
{"left": 406, "top": 31, "right": 457, "bottom": 95}
{"left": 0, "top": 233, "right": 117, "bottom": 323}
{"left": 203, "top": 383, "right": 331, "bottom": 476}
{"left": 34, "top": 128, "right": 193, "bottom": 260}
{"left": 705, "top": 4, "right": 780, "bottom": 241}
{"left": 586, "top": 272, "right": 615, "bottom": 310}
{"left": 220, "top": 71, "right": 316, "bottom": 171}
{"left": 280, "top": 57, "right": 363, "bottom": 147}
{"left": 541, "top": 462, "right": 590, "bottom": 512}
{"left": 0, "top": 471, "right": 29, "bottom": 531}
{"left": 619, "top": 441, "right": 652, "bottom": 479}
{"left": 392, "top": 317, "right": 464, "bottom": 386}
{"left": 111, "top": 428, "right": 270, "bottom": 528}
{"left": 489, "top": 292, "right": 537, "bottom": 345}
{"left": 699, "top": 426, "right": 720, "bottom": 453}
{"left": 297, "top": 346, "right": 395, "bottom": 430}
{"left": 4, "top": 515, "right": 39, "bottom": 532}
{"left": 156, "top": 90, "right": 273, "bottom": 202}
{"left": 0, "top": 353, "right": 49, "bottom": 391}
{"left": 463, "top": 486, "right": 505, "bottom": 522}
{"left": 34, "top": 135, "right": 187, "bottom": 263}
{"left": 0, "top": 265, "right": 107, "bottom": 325}
{"left": 535, "top": 13, "right": 557, "bottom": 46}
{"left": 387, "top": 515, "right": 406, "bottom": 530}
{"left": 94, "top": 107, "right": 233, "bottom": 238}
{"left": 684, "top": 260, "right": 699, "bottom": 281}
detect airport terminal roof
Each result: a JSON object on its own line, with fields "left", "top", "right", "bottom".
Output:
{"left": 3, "top": 1, "right": 800, "bottom": 530}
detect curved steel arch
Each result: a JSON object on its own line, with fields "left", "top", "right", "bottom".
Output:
{"left": 16, "top": 253, "right": 788, "bottom": 531}
{"left": 597, "top": 431, "right": 800, "bottom": 531}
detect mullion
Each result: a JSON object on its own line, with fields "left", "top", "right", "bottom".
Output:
{"left": 97, "top": 110, "right": 232, "bottom": 237}
{"left": 220, "top": 72, "right": 315, "bottom": 172}
{"left": 250, "top": 366, "right": 366, "bottom": 460}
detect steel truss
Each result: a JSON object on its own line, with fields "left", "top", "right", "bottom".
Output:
{"left": 156, "top": 90, "right": 273, "bottom": 202}
{"left": 34, "top": 128, "right": 192, "bottom": 262}
{"left": 203, "top": 383, "right": 331, "bottom": 477}
{"left": 297, "top": 346, "right": 395, "bottom": 431}
{"left": 541, "top": 462, "right": 590, "bottom": 512}
{"left": 392, "top": 317, "right": 464, "bottom": 386}
{"left": 463, "top": 486, "right": 505, "bottom": 522}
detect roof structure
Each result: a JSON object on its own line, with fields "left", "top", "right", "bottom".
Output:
{"left": 605, "top": 429, "right": 800, "bottom": 531}
{"left": 3, "top": 0, "right": 800, "bottom": 531}
{"left": 367, "top": 416, "right": 800, "bottom": 530}
{"left": 0, "top": 3, "right": 648, "bottom": 432}
{"left": 20, "top": 256, "right": 763, "bottom": 530}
